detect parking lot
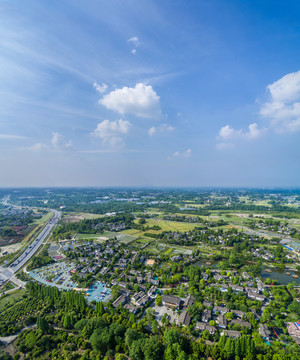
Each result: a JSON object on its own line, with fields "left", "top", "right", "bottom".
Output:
{"left": 29, "top": 261, "right": 78, "bottom": 290}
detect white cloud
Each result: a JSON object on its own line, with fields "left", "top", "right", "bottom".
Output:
{"left": 148, "top": 123, "right": 174, "bottom": 136}
{"left": 0, "top": 134, "right": 26, "bottom": 140}
{"left": 26, "top": 133, "right": 72, "bottom": 151}
{"left": 246, "top": 123, "right": 264, "bottom": 139}
{"left": 171, "top": 149, "right": 192, "bottom": 158}
{"left": 260, "top": 70, "right": 300, "bottom": 132}
{"left": 93, "top": 82, "right": 108, "bottom": 94}
{"left": 51, "top": 132, "right": 72, "bottom": 149}
{"left": 217, "top": 123, "right": 265, "bottom": 143}
{"left": 128, "top": 36, "right": 141, "bottom": 54}
{"left": 128, "top": 36, "right": 141, "bottom": 47}
{"left": 91, "top": 119, "right": 131, "bottom": 149}
{"left": 99, "top": 83, "right": 161, "bottom": 119}
{"left": 218, "top": 125, "right": 241, "bottom": 140}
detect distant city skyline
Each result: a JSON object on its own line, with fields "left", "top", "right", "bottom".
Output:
{"left": 0, "top": 0, "right": 299, "bottom": 187}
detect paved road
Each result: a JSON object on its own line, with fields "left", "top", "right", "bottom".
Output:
{"left": 0, "top": 209, "right": 61, "bottom": 286}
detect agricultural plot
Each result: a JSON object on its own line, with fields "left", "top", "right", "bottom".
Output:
{"left": 75, "top": 231, "right": 116, "bottom": 242}
{"left": 116, "top": 233, "right": 137, "bottom": 243}
{"left": 143, "top": 219, "right": 197, "bottom": 232}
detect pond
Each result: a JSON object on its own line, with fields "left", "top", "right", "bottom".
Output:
{"left": 261, "top": 266, "right": 300, "bottom": 285}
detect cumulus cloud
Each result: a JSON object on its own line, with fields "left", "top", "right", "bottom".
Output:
{"left": 218, "top": 123, "right": 265, "bottom": 141}
{"left": 99, "top": 83, "right": 161, "bottom": 119}
{"left": 91, "top": 119, "right": 131, "bottom": 149}
{"left": 260, "top": 70, "right": 300, "bottom": 132}
{"left": 93, "top": 82, "right": 108, "bottom": 94}
{"left": 148, "top": 124, "right": 174, "bottom": 136}
{"left": 218, "top": 125, "right": 242, "bottom": 140}
{"left": 27, "top": 132, "right": 72, "bottom": 151}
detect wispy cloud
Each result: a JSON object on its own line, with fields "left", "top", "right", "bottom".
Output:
{"left": 0, "top": 134, "right": 26, "bottom": 140}
{"left": 148, "top": 123, "right": 174, "bottom": 136}
{"left": 128, "top": 36, "right": 141, "bottom": 54}
{"left": 216, "top": 142, "right": 235, "bottom": 150}
{"left": 27, "top": 142, "right": 49, "bottom": 151}
{"left": 170, "top": 149, "right": 192, "bottom": 159}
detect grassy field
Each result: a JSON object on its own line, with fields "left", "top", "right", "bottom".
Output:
{"left": 34, "top": 211, "right": 53, "bottom": 224}
{"left": 163, "top": 248, "right": 173, "bottom": 255}
{"left": 143, "top": 219, "right": 197, "bottom": 232}
{"left": 76, "top": 233, "right": 103, "bottom": 239}
{"left": 0, "top": 289, "right": 26, "bottom": 310}
{"left": 116, "top": 233, "right": 137, "bottom": 243}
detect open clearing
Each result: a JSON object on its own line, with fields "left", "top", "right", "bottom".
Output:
{"left": 0, "top": 289, "right": 25, "bottom": 309}
{"left": 62, "top": 212, "right": 105, "bottom": 223}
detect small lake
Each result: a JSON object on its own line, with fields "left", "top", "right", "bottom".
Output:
{"left": 261, "top": 266, "right": 300, "bottom": 285}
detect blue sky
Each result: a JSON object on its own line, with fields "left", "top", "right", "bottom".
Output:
{"left": 0, "top": 0, "right": 299, "bottom": 187}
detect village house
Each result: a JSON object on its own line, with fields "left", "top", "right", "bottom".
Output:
{"left": 183, "top": 295, "right": 195, "bottom": 309}
{"left": 195, "top": 322, "right": 216, "bottom": 334}
{"left": 112, "top": 294, "right": 127, "bottom": 308}
{"left": 259, "top": 323, "right": 271, "bottom": 340}
{"left": 217, "top": 315, "right": 228, "bottom": 329}
{"left": 202, "top": 309, "right": 211, "bottom": 323}
{"left": 178, "top": 310, "right": 191, "bottom": 327}
{"left": 222, "top": 330, "right": 241, "bottom": 339}
{"left": 231, "top": 319, "right": 252, "bottom": 329}
{"left": 213, "top": 305, "right": 228, "bottom": 315}
{"left": 162, "top": 295, "right": 181, "bottom": 309}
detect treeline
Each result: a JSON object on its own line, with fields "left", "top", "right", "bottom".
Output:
{"left": 27, "top": 248, "right": 54, "bottom": 270}
{"left": 53, "top": 213, "right": 134, "bottom": 239}
{"left": 1, "top": 281, "right": 300, "bottom": 359}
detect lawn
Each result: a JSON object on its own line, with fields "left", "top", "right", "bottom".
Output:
{"left": 163, "top": 248, "right": 173, "bottom": 255}
{"left": 0, "top": 289, "right": 26, "bottom": 310}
